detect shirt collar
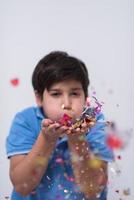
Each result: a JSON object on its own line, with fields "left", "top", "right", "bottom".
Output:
{"left": 36, "top": 107, "right": 45, "bottom": 119}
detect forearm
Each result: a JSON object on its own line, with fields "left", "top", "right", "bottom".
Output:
{"left": 10, "top": 132, "right": 57, "bottom": 196}
{"left": 68, "top": 135, "right": 107, "bottom": 200}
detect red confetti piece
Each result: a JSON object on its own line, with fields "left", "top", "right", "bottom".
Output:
{"left": 10, "top": 78, "right": 19, "bottom": 86}
{"left": 58, "top": 114, "right": 72, "bottom": 126}
{"left": 106, "top": 134, "right": 123, "bottom": 149}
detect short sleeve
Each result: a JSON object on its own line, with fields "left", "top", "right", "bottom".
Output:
{"left": 86, "top": 113, "right": 114, "bottom": 162}
{"left": 6, "top": 112, "right": 37, "bottom": 158}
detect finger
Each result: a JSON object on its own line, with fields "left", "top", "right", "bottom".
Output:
{"left": 66, "top": 129, "right": 71, "bottom": 135}
{"left": 42, "top": 119, "right": 53, "bottom": 127}
{"left": 47, "top": 123, "right": 61, "bottom": 132}
{"left": 81, "top": 122, "right": 87, "bottom": 128}
{"left": 56, "top": 126, "right": 69, "bottom": 135}
{"left": 75, "top": 127, "right": 81, "bottom": 133}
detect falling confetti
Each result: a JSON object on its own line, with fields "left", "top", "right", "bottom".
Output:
{"left": 5, "top": 196, "right": 10, "bottom": 200}
{"left": 55, "top": 158, "right": 64, "bottom": 165}
{"left": 123, "top": 188, "right": 130, "bottom": 196}
{"left": 108, "top": 88, "right": 114, "bottom": 94}
{"left": 106, "top": 134, "right": 123, "bottom": 149}
{"left": 116, "top": 104, "right": 119, "bottom": 107}
{"left": 66, "top": 176, "right": 75, "bottom": 182}
{"left": 115, "top": 190, "right": 120, "bottom": 193}
{"left": 88, "top": 157, "right": 102, "bottom": 169}
{"left": 86, "top": 97, "right": 90, "bottom": 106}
{"left": 117, "top": 155, "right": 121, "bottom": 160}
{"left": 92, "top": 91, "right": 96, "bottom": 95}
{"left": 10, "top": 78, "right": 19, "bottom": 86}
{"left": 64, "top": 189, "right": 69, "bottom": 193}
{"left": 64, "top": 193, "right": 71, "bottom": 199}
{"left": 71, "top": 153, "right": 81, "bottom": 163}
{"left": 46, "top": 175, "right": 51, "bottom": 180}
{"left": 109, "top": 162, "right": 121, "bottom": 177}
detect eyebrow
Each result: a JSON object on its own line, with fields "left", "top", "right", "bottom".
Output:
{"left": 48, "top": 87, "right": 83, "bottom": 92}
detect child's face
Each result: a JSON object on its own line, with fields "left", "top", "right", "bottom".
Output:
{"left": 36, "top": 80, "right": 86, "bottom": 121}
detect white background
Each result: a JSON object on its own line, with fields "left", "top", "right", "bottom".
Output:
{"left": 0, "top": 0, "right": 134, "bottom": 199}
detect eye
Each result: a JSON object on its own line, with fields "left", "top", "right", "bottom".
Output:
{"left": 70, "top": 92, "right": 80, "bottom": 96}
{"left": 51, "top": 92, "right": 61, "bottom": 97}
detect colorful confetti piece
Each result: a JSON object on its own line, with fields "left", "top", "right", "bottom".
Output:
{"left": 10, "top": 78, "right": 19, "bottom": 86}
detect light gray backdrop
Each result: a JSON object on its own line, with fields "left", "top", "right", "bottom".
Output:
{"left": 0, "top": 0, "right": 134, "bottom": 199}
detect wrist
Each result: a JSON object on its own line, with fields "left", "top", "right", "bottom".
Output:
{"left": 41, "top": 131, "right": 58, "bottom": 147}
{"left": 68, "top": 133, "right": 86, "bottom": 143}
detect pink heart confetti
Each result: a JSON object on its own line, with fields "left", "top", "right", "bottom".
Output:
{"left": 10, "top": 78, "right": 19, "bottom": 86}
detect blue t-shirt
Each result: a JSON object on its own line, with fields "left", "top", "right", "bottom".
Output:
{"left": 6, "top": 107, "right": 114, "bottom": 200}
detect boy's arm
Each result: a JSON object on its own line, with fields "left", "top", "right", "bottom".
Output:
{"left": 9, "top": 120, "right": 68, "bottom": 196}
{"left": 67, "top": 130, "right": 108, "bottom": 200}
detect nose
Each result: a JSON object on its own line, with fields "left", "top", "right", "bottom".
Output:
{"left": 61, "top": 96, "right": 72, "bottom": 110}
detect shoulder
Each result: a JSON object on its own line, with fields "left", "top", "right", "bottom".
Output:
{"left": 10, "top": 106, "right": 44, "bottom": 133}
{"left": 15, "top": 106, "right": 38, "bottom": 118}
{"left": 96, "top": 112, "right": 105, "bottom": 121}
{"left": 89, "top": 112, "right": 105, "bottom": 133}
{"left": 6, "top": 107, "right": 42, "bottom": 157}
{"left": 13, "top": 106, "right": 43, "bottom": 122}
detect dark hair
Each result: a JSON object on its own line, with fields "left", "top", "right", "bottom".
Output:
{"left": 32, "top": 51, "right": 90, "bottom": 98}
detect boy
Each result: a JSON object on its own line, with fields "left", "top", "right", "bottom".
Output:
{"left": 6, "top": 51, "right": 114, "bottom": 200}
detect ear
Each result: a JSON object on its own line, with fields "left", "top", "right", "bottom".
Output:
{"left": 34, "top": 91, "right": 42, "bottom": 107}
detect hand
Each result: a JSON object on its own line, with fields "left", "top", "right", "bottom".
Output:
{"left": 67, "top": 121, "right": 89, "bottom": 140}
{"left": 41, "top": 119, "right": 69, "bottom": 144}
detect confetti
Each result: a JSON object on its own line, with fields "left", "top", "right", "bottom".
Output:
{"left": 117, "top": 155, "right": 121, "bottom": 160}
{"left": 106, "top": 134, "right": 123, "bottom": 149}
{"left": 108, "top": 88, "right": 114, "bottom": 94}
{"left": 123, "top": 188, "right": 130, "bottom": 196}
{"left": 71, "top": 153, "right": 81, "bottom": 162}
{"left": 58, "top": 184, "right": 63, "bottom": 190}
{"left": 55, "top": 158, "right": 64, "bottom": 164}
{"left": 46, "top": 175, "right": 51, "bottom": 180}
{"left": 88, "top": 157, "right": 102, "bottom": 169}
{"left": 58, "top": 113, "right": 72, "bottom": 126}
{"left": 92, "top": 91, "right": 96, "bottom": 95}
{"left": 58, "top": 96, "right": 104, "bottom": 130}
{"left": 86, "top": 97, "right": 90, "bottom": 106}
{"left": 66, "top": 176, "right": 75, "bottom": 182}
{"left": 109, "top": 162, "right": 121, "bottom": 176}
{"left": 64, "top": 189, "right": 69, "bottom": 193}
{"left": 64, "top": 193, "right": 71, "bottom": 199}
{"left": 5, "top": 196, "right": 10, "bottom": 200}
{"left": 10, "top": 78, "right": 19, "bottom": 86}
{"left": 115, "top": 190, "right": 120, "bottom": 193}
